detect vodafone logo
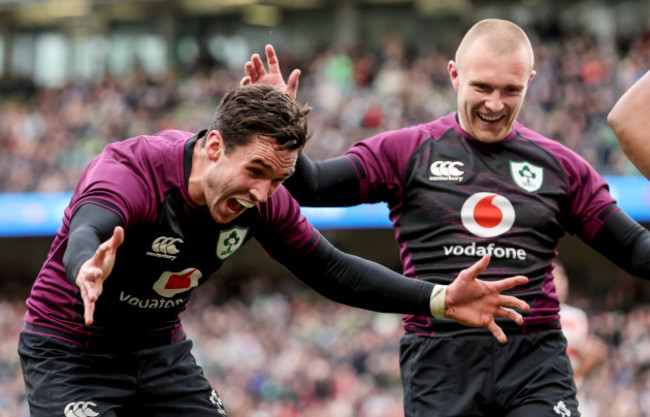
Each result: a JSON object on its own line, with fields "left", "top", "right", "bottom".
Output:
{"left": 153, "top": 268, "right": 202, "bottom": 297}
{"left": 460, "top": 192, "right": 515, "bottom": 238}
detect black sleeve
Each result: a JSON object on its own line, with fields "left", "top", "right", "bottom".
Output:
{"left": 588, "top": 208, "right": 650, "bottom": 280}
{"left": 62, "top": 203, "right": 124, "bottom": 284}
{"left": 277, "top": 234, "right": 434, "bottom": 316}
{"left": 283, "top": 152, "right": 363, "bottom": 206}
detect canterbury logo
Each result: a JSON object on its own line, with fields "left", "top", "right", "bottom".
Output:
{"left": 429, "top": 160, "right": 464, "bottom": 181}
{"left": 210, "top": 389, "right": 227, "bottom": 415}
{"left": 147, "top": 236, "right": 183, "bottom": 260}
{"left": 152, "top": 236, "right": 183, "bottom": 254}
{"left": 553, "top": 400, "right": 571, "bottom": 417}
{"left": 64, "top": 401, "right": 99, "bottom": 417}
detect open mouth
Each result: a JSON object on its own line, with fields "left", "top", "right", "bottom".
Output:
{"left": 235, "top": 198, "right": 254, "bottom": 208}
{"left": 478, "top": 113, "right": 504, "bottom": 123}
{"left": 226, "top": 198, "right": 254, "bottom": 213}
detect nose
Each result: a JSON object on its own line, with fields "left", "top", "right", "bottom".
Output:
{"left": 250, "top": 179, "right": 273, "bottom": 203}
{"left": 485, "top": 92, "right": 504, "bottom": 112}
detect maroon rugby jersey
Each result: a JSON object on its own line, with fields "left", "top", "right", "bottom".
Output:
{"left": 345, "top": 112, "right": 616, "bottom": 336}
{"left": 25, "top": 130, "right": 318, "bottom": 341}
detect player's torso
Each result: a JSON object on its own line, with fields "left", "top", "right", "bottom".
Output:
{"left": 395, "top": 129, "right": 569, "bottom": 285}
{"left": 95, "top": 187, "right": 260, "bottom": 329}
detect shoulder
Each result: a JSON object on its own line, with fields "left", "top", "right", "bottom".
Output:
{"left": 513, "top": 122, "right": 599, "bottom": 179}
{"left": 515, "top": 123, "right": 583, "bottom": 163}
{"left": 348, "top": 113, "right": 456, "bottom": 158}
{"left": 103, "top": 130, "right": 193, "bottom": 158}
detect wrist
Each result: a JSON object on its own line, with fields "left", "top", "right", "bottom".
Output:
{"left": 429, "top": 284, "right": 448, "bottom": 318}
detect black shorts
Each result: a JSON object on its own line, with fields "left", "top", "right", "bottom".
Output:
{"left": 399, "top": 330, "right": 579, "bottom": 417}
{"left": 18, "top": 330, "right": 227, "bottom": 417}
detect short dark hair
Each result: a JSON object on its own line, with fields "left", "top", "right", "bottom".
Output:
{"left": 208, "top": 84, "right": 311, "bottom": 153}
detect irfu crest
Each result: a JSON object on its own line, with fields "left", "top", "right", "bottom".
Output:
{"left": 510, "top": 161, "right": 544, "bottom": 192}
{"left": 216, "top": 227, "right": 249, "bottom": 260}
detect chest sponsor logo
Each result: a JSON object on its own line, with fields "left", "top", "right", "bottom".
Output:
{"left": 510, "top": 161, "right": 543, "bottom": 192}
{"left": 147, "top": 236, "right": 183, "bottom": 260}
{"left": 429, "top": 160, "right": 464, "bottom": 182}
{"left": 461, "top": 192, "right": 515, "bottom": 238}
{"left": 152, "top": 267, "right": 202, "bottom": 297}
{"left": 216, "top": 226, "right": 249, "bottom": 260}
{"left": 445, "top": 192, "right": 525, "bottom": 260}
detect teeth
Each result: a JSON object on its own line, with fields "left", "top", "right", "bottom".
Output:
{"left": 480, "top": 113, "right": 501, "bottom": 121}
{"left": 236, "top": 198, "right": 254, "bottom": 208}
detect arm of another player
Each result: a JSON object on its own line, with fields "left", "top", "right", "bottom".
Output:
{"left": 280, "top": 236, "right": 530, "bottom": 343}
{"left": 242, "top": 44, "right": 364, "bottom": 207}
{"left": 608, "top": 70, "right": 650, "bottom": 179}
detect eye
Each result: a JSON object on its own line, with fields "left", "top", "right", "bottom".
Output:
{"left": 248, "top": 168, "right": 264, "bottom": 178}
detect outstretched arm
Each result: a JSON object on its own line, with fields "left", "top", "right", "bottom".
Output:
{"left": 63, "top": 203, "right": 125, "bottom": 325}
{"left": 283, "top": 153, "right": 363, "bottom": 206}
{"left": 588, "top": 208, "right": 650, "bottom": 280}
{"left": 75, "top": 226, "right": 124, "bottom": 325}
{"left": 608, "top": 70, "right": 650, "bottom": 179}
{"left": 280, "top": 236, "right": 530, "bottom": 343}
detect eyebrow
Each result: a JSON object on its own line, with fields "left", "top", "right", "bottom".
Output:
{"left": 250, "top": 158, "right": 294, "bottom": 179}
{"left": 471, "top": 80, "right": 524, "bottom": 91}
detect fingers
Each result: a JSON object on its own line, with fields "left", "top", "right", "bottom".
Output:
{"left": 98, "top": 226, "right": 124, "bottom": 255}
{"left": 265, "top": 44, "right": 280, "bottom": 73}
{"left": 252, "top": 52, "right": 267, "bottom": 78}
{"left": 111, "top": 226, "right": 125, "bottom": 248}
{"left": 79, "top": 268, "right": 101, "bottom": 325}
{"left": 491, "top": 275, "right": 529, "bottom": 292}
{"left": 240, "top": 76, "right": 251, "bottom": 86}
{"left": 498, "top": 294, "right": 530, "bottom": 312}
{"left": 487, "top": 321, "right": 507, "bottom": 344}
{"left": 494, "top": 306, "right": 524, "bottom": 325}
{"left": 244, "top": 60, "right": 258, "bottom": 82}
{"left": 83, "top": 296, "right": 95, "bottom": 325}
{"left": 286, "top": 69, "right": 301, "bottom": 99}
{"left": 460, "top": 254, "right": 491, "bottom": 280}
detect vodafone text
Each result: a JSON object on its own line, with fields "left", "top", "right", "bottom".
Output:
{"left": 119, "top": 291, "right": 188, "bottom": 309}
{"left": 443, "top": 242, "right": 526, "bottom": 260}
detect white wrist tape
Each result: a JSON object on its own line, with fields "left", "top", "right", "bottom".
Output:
{"left": 429, "top": 284, "right": 448, "bottom": 318}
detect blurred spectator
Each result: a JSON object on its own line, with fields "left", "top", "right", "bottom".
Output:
{"left": 2, "top": 274, "right": 650, "bottom": 417}
{"left": 2, "top": 23, "right": 650, "bottom": 193}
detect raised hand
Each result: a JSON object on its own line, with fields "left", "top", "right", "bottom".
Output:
{"left": 240, "top": 44, "right": 301, "bottom": 99}
{"left": 75, "top": 226, "right": 125, "bottom": 325}
{"left": 444, "top": 254, "right": 530, "bottom": 343}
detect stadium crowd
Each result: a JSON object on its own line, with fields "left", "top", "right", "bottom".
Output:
{"left": 1, "top": 275, "right": 650, "bottom": 417}
{"left": 1, "top": 25, "right": 650, "bottom": 193}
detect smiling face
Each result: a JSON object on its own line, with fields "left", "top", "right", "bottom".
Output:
{"left": 449, "top": 20, "right": 536, "bottom": 143}
{"left": 197, "top": 130, "right": 297, "bottom": 224}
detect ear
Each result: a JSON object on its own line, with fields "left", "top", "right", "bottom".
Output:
{"left": 527, "top": 69, "right": 537, "bottom": 87}
{"left": 448, "top": 60, "right": 460, "bottom": 90}
{"left": 205, "top": 130, "right": 224, "bottom": 162}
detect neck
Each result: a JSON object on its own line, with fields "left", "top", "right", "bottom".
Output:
{"left": 188, "top": 140, "right": 207, "bottom": 205}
